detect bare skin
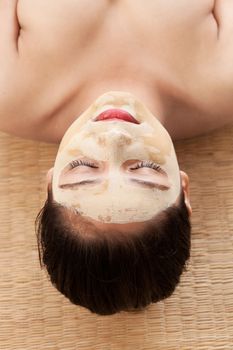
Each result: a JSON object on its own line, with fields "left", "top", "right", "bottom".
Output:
{"left": 0, "top": 0, "right": 232, "bottom": 143}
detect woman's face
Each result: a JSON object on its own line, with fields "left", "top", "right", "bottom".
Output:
{"left": 51, "top": 91, "right": 182, "bottom": 224}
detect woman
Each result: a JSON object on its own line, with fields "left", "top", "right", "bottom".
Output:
{"left": 0, "top": 0, "right": 232, "bottom": 315}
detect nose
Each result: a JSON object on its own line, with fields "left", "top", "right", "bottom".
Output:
{"left": 97, "top": 129, "right": 132, "bottom": 146}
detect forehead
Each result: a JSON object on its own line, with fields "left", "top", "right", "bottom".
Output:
{"left": 53, "top": 182, "right": 182, "bottom": 225}
{"left": 54, "top": 174, "right": 178, "bottom": 223}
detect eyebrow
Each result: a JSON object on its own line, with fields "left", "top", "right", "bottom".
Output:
{"left": 59, "top": 179, "right": 101, "bottom": 189}
{"left": 129, "top": 178, "right": 169, "bottom": 190}
{"left": 58, "top": 178, "right": 169, "bottom": 191}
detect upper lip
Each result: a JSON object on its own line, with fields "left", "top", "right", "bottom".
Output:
{"left": 94, "top": 108, "right": 140, "bottom": 124}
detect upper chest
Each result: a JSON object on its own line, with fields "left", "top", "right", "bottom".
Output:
{"left": 17, "top": 0, "right": 218, "bottom": 90}
{"left": 12, "top": 0, "right": 233, "bottom": 141}
{"left": 17, "top": 0, "right": 215, "bottom": 56}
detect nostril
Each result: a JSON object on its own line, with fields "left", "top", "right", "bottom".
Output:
{"left": 122, "top": 135, "right": 132, "bottom": 145}
{"left": 111, "top": 131, "right": 132, "bottom": 145}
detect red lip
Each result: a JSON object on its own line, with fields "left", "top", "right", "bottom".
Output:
{"left": 94, "top": 109, "right": 140, "bottom": 124}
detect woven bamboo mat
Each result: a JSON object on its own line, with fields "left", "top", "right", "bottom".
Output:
{"left": 0, "top": 124, "right": 233, "bottom": 350}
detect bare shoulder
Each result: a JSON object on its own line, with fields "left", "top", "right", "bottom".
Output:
{"left": 215, "top": 0, "right": 233, "bottom": 83}
{"left": 0, "top": 50, "right": 43, "bottom": 139}
{"left": 0, "top": 0, "right": 112, "bottom": 141}
{"left": 0, "top": 0, "right": 31, "bottom": 137}
{"left": 206, "top": 0, "right": 233, "bottom": 120}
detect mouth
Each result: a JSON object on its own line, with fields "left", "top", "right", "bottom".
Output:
{"left": 94, "top": 108, "right": 140, "bottom": 124}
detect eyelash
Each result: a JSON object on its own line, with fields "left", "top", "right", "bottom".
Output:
{"left": 70, "top": 159, "right": 98, "bottom": 168}
{"left": 70, "top": 159, "right": 161, "bottom": 171}
{"left": 130, "top": 161, "right": 162, "bottom": 171}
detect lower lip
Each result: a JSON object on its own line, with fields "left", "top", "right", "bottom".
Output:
{"left": 94, "top": 109, "right": 140, "bottom": 124}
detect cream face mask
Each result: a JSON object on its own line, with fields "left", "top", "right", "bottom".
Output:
{"left": 52, "top": 91, "right": 181, "bottom": 224}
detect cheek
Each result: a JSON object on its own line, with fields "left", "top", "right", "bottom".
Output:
{"left": 143, "top": 133, "right": 172, "bottom": 161}
{"left": 58, "top": 104, "right": 97, "bottom": 152}
{"left": 163, "top": 157, "right": 181, "bottom": 189}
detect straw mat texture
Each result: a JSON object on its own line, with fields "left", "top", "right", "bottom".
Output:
{"left": 0, "top": 124, "right": 233, "bottom": 350}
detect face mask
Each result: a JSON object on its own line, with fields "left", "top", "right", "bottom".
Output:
{"left": 52, "top": 91, "right": 181, "bottom": 223}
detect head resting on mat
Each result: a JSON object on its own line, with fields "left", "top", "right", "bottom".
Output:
{"left": 36, "top": 91, "right": 192, "bottom": 315}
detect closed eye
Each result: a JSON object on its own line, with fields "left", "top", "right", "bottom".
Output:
{"left": 59, "top": 158, "right": 169, "bottom": 189}
{"left": 68, "top": 159, "right": 165, "bottom": 173}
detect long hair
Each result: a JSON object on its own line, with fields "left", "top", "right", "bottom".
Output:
{"left": 35, "top": 187, "right": 191, "bottom": 316}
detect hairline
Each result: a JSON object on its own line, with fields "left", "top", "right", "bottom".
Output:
{"left": 46, "top": 184, "right": 185, "bottom": 241}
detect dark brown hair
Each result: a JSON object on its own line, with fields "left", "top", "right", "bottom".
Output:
{"left": 35, "top": 187, "right": 191, "bottom": 316}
